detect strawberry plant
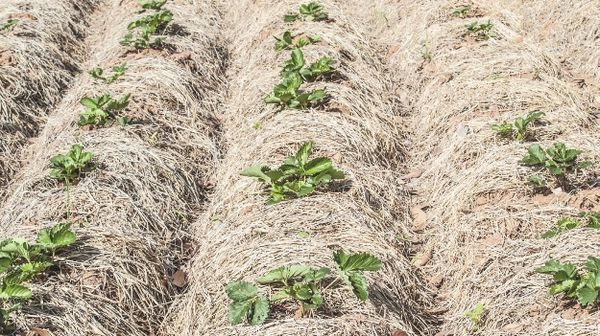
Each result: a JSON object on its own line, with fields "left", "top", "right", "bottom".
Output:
{"left": 522, "top": 143, "right": 592, "bottom": 187}
{"left": 89, "top": 64, "right": 127, "bottom": 84}
{"left": 280, "top": 48, "right": 335, "bottom": 81}
{"left": 452, "top": 5, "right": 471, "bottom": 18}
{"left": 0, "top": 19, "right": 18, "bottom": 31}
{"left": 121, "top": 10, "right": 173, "bottom": 49}
{"left": 465, "top": 21, "right": 495, "bottom": 40}
{"left": 225, "top": 281, "right": 269, "bottom": 326}
{"left": 264, "top": 73, "right": 327, "bottom": 109}
{"left": 0, "top": 223, "right": 76, "bottom": 331}
{"left": 50, "top": 145, "right": 94, "bottom": 184}
{"left": 492, "top": 111, "right": 544, "bottom": 141}
{"left": 536, "top": 256, "right": 600, "bottom": 306}
{"left": 274, "top": 31, "right": 320, "bottom": 52}
{"left": 542, "top": 211, "right": 600, "bottom": 239}
{"left": 226, "top": 250, "right": 381, "bottom": 325}
{"left": 465, "top": 303, "right": 485, "bottom": 331}
{"left": 284, "top": 2, "right": 328, "bottom": 22}
{"left": 240, "top": 141, "right": 344, "bottom": 204}
{"left": 79, "top": 94, "right": 131, "bottom": 126}
{"left": 138, "top": 0, "right": 167, "bottom": 11}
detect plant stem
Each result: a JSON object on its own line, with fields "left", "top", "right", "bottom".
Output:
{"left": 65, "top": 178, "right": 72, "bottom": 222}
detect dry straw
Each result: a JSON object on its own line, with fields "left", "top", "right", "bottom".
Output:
{"left": 0, "top": 0, "right": 225, "bottom": 334}
{"left": 0, "top": 0, "right": 98, "bottom": 193}
{"left": 369, "top": 0, "right": 599, "bottom": 335}
{"left": 164, "top": 1, "right": 437, "bottom": 335}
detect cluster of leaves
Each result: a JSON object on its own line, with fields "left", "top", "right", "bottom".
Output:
{"left": 138, "top": 0, "right": 167, "bottom": 11}
{"left": 452, "top": 5, "right": 472, "bottom": 18}
{"left": 241, "top": 141, "right": 344, "bottom": 204}
{"left": 79, "top": 94, "right": 131, "bottom": 126}
{"left": 492, "top": 111, "right": 544, "bottom": 141}
{"left": 542, "top": 211, "right": 600, "bottom": 239}
{"left": 465, "top": 21, "right": 495, "bottom": 40}
{"left": 265, "top": 48, "right": 334, "bottom": 109}
{"left": 274, "top": 31, "right": 321, "bottom": 52}
{"left": 50, "top": 145, "right": 94, "bottom": 183}
{"left": 522, "top": 142, "right": 591, "bottom": 187}
{"left": 0, "top": 223, "right": 76, "bottom": 330}
{"left": 464, "top": 303, "right": 485, "bottom": 331}
{"left": 121, "top": 7, "right": 172, "bottom": 49}
{"left": 536, "top": 256, "right": 600, "bottom": 306}
{"left": 0, "top": 19, "right": 18, "bottom": 31}
{"left": 226, "top": 250, "right": 381, "bottom": 326}
{"left": 284, "top": 2, "right": 328, "bottom": 22}
{"left": 89, "top": 64, "right": 127, "bottom": 84}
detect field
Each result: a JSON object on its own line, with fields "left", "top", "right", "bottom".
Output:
{"left": 0, "top": 0, "right": 598, "bottom": 335}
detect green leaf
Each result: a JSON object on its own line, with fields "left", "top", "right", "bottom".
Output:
{"left": 250, "top": 296, "right": 269, "bottom": 325}
{"left": 465, "top": 303, "right": 485, "bottom": 324}
{"left": 257, "top": 265, "right": 312, "bottom": 284}
{"left": 240, "top": 166, "right": 273, "bottom": 184}
{"left": 228, "top": 300, "right": 252, "bottom": 325}
{"left": 576, "top": 287, "right": 598, "bottom": 306}
{"left": 303, "top": 158, "right": 332, "bottom": 176}
{"left": 347, "top": 271, "right": 369, "bottom": 300}
{"left": 295, "top": 142, "right": 313, "bottom": 166}
{"left": 522, "top": 144, "right": 546, "bottom": 166}
{"left": 587, "top": 212, "right": 600, "bottom": 229}
{"left": 283, "top": 14, "right": 298, "bottom": 22}
{"left": 225, "top": 281, "right": 258, "bottom": 302}
{"left": 527, "top": 174, "right": 546, "bottom": 187}
{"left": 80, "top": 97, "right": 99, "bottom": 109}
{"left": 334, "top": 250, "right": 383, "bottom": 272}
{"left": 0, "top": 285, "right": 32, "bottom": 300}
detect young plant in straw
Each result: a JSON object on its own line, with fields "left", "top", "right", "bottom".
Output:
{"left": 522, "top": 142, "right": 592, "bottom": 188}
{"left": 452, "top": 5, "right": 472, "bottom": 18}
{"left": 0, "top": 223, "right": 76, "bottom": 332}
{"left": 79, "top": 94, "right": 131, "bottom": 126}
{"left": 0, "top": 19, "right": 18, "bottom": 32}
{"left": 274, "top": 31, "right": 321, "bottom": 52}
{"left": 121, "top": 10, "right": 173, "bottom": 49}
{"left": 50, "top": 145, "right": 94, "bottom": 184}
{"left": 536, "top": 256, "right": 600, "bottom": 306}
{"left": 541, "top": 211, "right": 600, "bottom": 239}
{"left": 226, "top": 250, "right": 381, "bottom": 325}
{"left": 280, "top": 48, "right": 336, "bottom": 81}
{"left": 491, "top": 111, "right": 544, "bottom": 141}
{"left": 240, "top": 141, "right": 344, "bottom": 204}
{"left": 465, "top": 21, "right": 495, "bottom": 40}
{"left": 284, "top": 2, "right": 328, "bottom": 22}
{"left": 464, "top": 303, "right": 486, "bottom": 331}
{"left": 89, "top": 64, "right": 127, "bottom": 84}
{"left": 264, "top": 73, "right": 327, "bottom": 109}
{"left": 138, "top": 0, "right": 167, "bottom": 11}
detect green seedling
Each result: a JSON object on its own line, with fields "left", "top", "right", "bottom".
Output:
{"left": 258, "top": 265, "right": 330, "bottom": 314}
{"left": 452, "top": 5, "right": 472, "bottom": 18}
{"left": 138, "top": 0, "right": 167, "bottom": 11}
{"left": 522, "top": 143, "right": 591, "bottom": 186}
{"left": 120, "top": 10, "right": 173, "bottom": 49}
{"left": 284, "top": 2, "right": 329, "bottom": 22}
{"left": 49, "top": 144, "right": 94, "bottom": 183}
{"left": 333, "top": 250, "right": 383, "bottom": 301}
{"left": 274, "top": 31, "right": 320, "bottom": 52}
{"left": 527, "top": 174, "right": 546, "bottom": 187}
{"left": 465, "top": 303, "right": 485, "bottom": 330}
{"left": 79, "top": 94, "right": 131, "bottom": 126}
{"left": 280, "top": 48, "right": 336, "bottom": 81}
{"left": 89, "top": 64, "right": 127, "bottom": 84}
{"left": 465, "top": 21, "right": 495, "bottom": 40}
{"left": 264, "top": 73, "right": 327, "bottom": 109}
{"left": 240, "top": 141, "right": 344, "bottom": 204}
{"left": 542, "top": 212, "right": 600, "bottom": 239}
{"left": 225, "top": 281, "right": 269, "bottom": 326}
{"left": 0, "top": 223, "right": 76, "bottom": 331}
{"left": 226, "top": 250, "right": 381, "bottom": 325}
{"left": 536, "top": 256, "right": 600, "bottom": 306}
{"left": 492, "top": 111, "right": 544, "bottom": 141}
{"left": 0, "top": 19, "right": 18, "bottom": 31}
